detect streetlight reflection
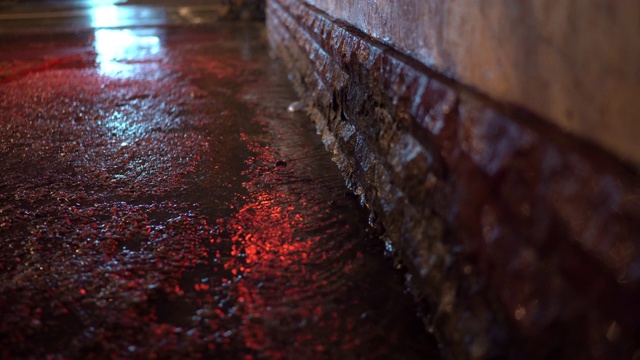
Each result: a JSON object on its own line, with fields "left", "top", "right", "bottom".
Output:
{"left": 93, "top": 29, "right": 161, "bottom": 77}
{"left": 90, "top": 1, "right": 163, "bottom": 78}
{"left": 91, "top": 4, "right": 120, "bottom": 28}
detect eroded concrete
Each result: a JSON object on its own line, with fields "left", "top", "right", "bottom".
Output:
{"left": 268, "top": 0, "right": 640, "bottom": 358}
{"left": 300, "top": 0, "right": 640, "bottom": 167}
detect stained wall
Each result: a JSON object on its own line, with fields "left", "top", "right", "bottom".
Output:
{"left": 305, "top": 0, "right": 640, "bottom": 166}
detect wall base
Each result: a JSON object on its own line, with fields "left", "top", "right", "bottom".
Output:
{"left": 267, "top": 0, "right": 640, "bottom": 358}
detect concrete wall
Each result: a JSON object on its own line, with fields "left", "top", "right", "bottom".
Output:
{"left": 304, "top": 0, "right": 640, "bottom": 167}
{"left": 268, "top": 0, "right": 640, "bottom": 357}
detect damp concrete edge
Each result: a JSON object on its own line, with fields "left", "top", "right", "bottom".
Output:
{"left": 267, "top": 0, "right": 640, "bottom": 358}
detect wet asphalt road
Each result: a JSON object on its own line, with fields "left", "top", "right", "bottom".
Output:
{"left": 0, "top": 2, "right": 438, "bottom": 359}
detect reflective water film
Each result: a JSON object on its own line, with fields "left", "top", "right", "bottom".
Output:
{"left": 0, "top": 21, "right": 438, "bottom": 359}
{"left": 94, "top": 29, "right": 161, "bottom": 77}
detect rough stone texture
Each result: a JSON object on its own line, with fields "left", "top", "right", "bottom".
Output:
{"left": 267, "top": 0, "right": 640, "bottom": 358}
{"left": 298, "top": 0, "right": 640, "bottom": 167}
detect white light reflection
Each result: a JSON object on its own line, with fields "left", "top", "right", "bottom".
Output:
{"left": 90, "top": 0, "right": 162, "bottom": 78}
{"left": 94, "top": 29, "right": 160, "bottom": 77}
{"left": 91, "top": 5, "right": 120, "bottom": 28}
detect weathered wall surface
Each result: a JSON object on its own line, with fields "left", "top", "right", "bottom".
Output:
{"left": 303, "top": 0, "right": 640, "bottom": 167}
{"left": 267, "top": 0, "right": 640, "bottom": 358}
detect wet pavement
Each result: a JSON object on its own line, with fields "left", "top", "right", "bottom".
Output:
{"left": 0, "top": 2, "right": 438, "bottom": 359}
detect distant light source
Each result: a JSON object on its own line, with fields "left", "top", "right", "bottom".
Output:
{"left": 93, "top": 29, "right": 160, "bottom": 77}
{"left": 90, "top": 5, "right": 120, "bottom": 28}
